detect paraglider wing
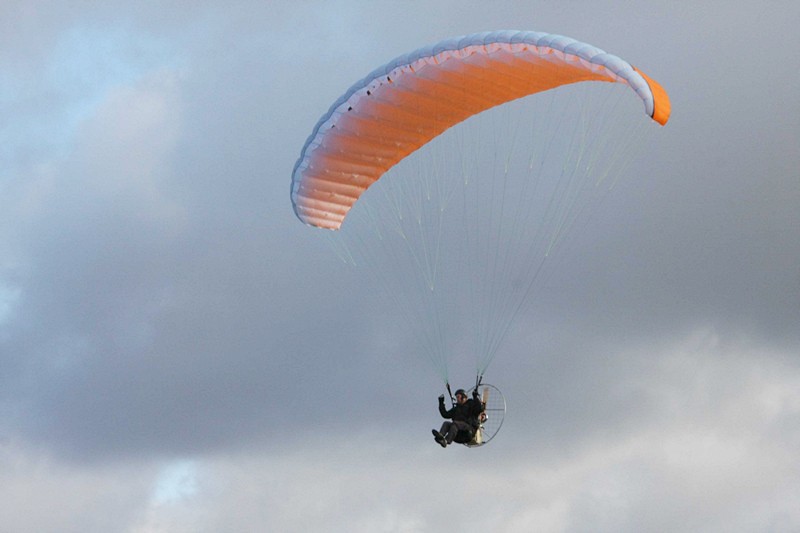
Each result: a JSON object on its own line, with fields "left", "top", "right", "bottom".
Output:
{"left": 291, "top": 30, "right": 670, "bottom": 230}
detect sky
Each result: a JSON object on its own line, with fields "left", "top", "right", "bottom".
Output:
{"left": 1, "top": 1, "right": 799, "bottom": 531}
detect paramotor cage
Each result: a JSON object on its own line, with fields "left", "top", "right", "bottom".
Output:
{"left": 463, "top": 384, "right": 506, "bottom": 448}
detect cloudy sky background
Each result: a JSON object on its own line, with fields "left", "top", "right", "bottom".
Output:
{"left": 2, "top": 1, "right": 799, "bottom": 531}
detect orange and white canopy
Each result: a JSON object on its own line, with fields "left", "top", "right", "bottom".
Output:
{"left": 291, "top": 30, "right": 671, "bottom": 230}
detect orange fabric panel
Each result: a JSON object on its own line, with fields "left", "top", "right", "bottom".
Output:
{"left": 298, "top": 48, "right": 618, "bottom": 229}
{"left": 293, "top": 35, "right": 673, "bottom": 229}
{"left": 634, "top": 67, "right": 671, "bottom": 125}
